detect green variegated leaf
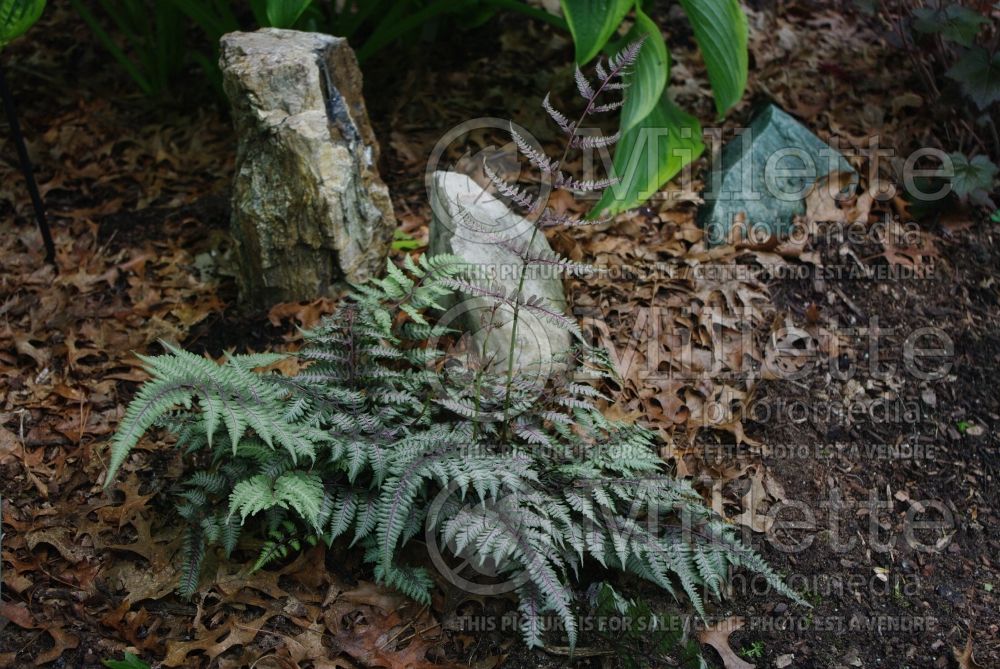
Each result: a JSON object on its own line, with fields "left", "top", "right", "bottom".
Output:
{"left": 619, "top": 4, "right": 668, "bottom": 135}
{"left": 0, "top": 0, "right": 44, "bottom": 47}
{"left": 593, "top": 94, "right": 705, "bottom": 215}
{"left": 946, "top": 153, "right": 998, "bottom": 198}
{"left": 267, "top": 0, "right": 311, "bottom": 28}
{"left": 678, "top": 0, "right": 748, "bottom": 116}
{"left": 561, "top": 0, "right": 632, "bottom": 65}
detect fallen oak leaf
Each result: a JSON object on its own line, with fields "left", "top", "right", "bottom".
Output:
{"left": 698, "top": 617, "right": 755, "bottom": 669}
{"left": 163, "top": 609, "right": 278, "bottom": 667}
{"left": 0, "top": 425, "right": 18, "bottom": 464}
{"left": 0, "top": 600, "right": 38, "bottom": 629}
{"left": 338, "top": 582, "right": 407, "bottom": 615}
{"left": 35, "top": 626, "right": 80, "bottom": 665}
{"left": 105, "top": 556, "right": 180, "bottom": 605}
{"left": 268, "top": 298, "right": 337, "bottom": 330}
{"left": 52, "top": 383, "right": 86, "bottom": 402}
{"left": 331, "top": 616, "right": 457, "bottom": 669}
{"left": 26, "top": 527, "right": 93, "bottom": 563}
{"left": 866, "top": 218, "right": 938, "bottom": 270}
{"left": 804, "top": 171, "right": 867, "bottom": 224}
{"left": 954, "top": 632, "right": 982, "bottom": 669}
{"left": 112, "top": 473, "right": 156, "bottom": 528}
{"left": 14, "top": 334, "right": 50, "bottom": 368}
{"left": 734, "top": 466, "right": 773, "bottom": 533}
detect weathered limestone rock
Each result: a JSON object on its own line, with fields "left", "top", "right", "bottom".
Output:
{"left": 700, "top": 104, "right": 855, "bottom": 245}
{"left": 429, "top": 171, "right": 572, "bottom": 378}
{"left": 220, "top": 28, "right": 394, "bottom": 305}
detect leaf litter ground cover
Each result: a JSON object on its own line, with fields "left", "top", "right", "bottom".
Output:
{"left": 1, "top": 2, "right": 998, "bottom": 668}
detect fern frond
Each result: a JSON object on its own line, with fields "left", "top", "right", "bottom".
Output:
{"left": 373, "top": 558, "right": 434, "bottom": 605}
{"left": 556, "top": 174, "right": 620, "bottom": 192}
{"left": 106, "top": 377, "right": 195, "bottom": 484}
{"left": 542, "top": 93, "right": 573, "bottom": 134}
{"left": 537, "top": 208, "right": 611, "bottom": 229}
{"left": 573, "top": 66, "right": 595, "bottom": 100}
{"left": 611, "top": 37, "right": 646, "bottom": 71}
{"left": 229, "top": 475, "right": 276, "bottom": 523}
{"left": 441, "top": 278, "right": 582, "bottom": 339}
{"left": 178, "top": 526, "right": 205, "bottom": 598}
{"left": 594, "top": 57, "right": 609, "bottom": 81}
{"left": 253, "top": 520, "right": 318, "bottom": 572}
{"left": 510, "top": 124, "right": 558, "bottom": 174}
{"left": 274, "top": 471, "right": 325, "bottom": 530}
{"left": 483, "top": 162, "right": 537, "bottom": 211}
{"left": 571, "top": 131, "right": 621, "bottom": 149}
{"left": 591, "top": 99, "right": 624, "bottom": 113}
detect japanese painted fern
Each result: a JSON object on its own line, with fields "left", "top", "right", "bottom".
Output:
{"left": 107, "top": 253, "right": 801, "bottom": 649}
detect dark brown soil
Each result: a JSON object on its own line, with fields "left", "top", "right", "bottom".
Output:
{"left": 721, "top": 220, "right": 1000, "bottom": 668}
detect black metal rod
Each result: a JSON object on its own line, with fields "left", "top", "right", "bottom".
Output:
{"left": 0, "top": 61, "right": 55, "bottom": 265}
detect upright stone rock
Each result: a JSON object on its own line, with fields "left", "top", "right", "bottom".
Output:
{"left": 429, "top": 171, "right": 572, "bottom": 379}
{"left": 220, "top": 29, "right": 394, "bottom": 306}
{"left": 700, "top": 104, "right": 855, "bottom": 245}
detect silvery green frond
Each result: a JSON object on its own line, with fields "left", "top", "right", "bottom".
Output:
{"left": 542, "top": 92, "right": 573, "bottom": 134}
{"left": 571, "top": 130, "right": 621, "bottom": 149}
{"left": 483, "top": 161, "right": 538, "bottom": 211}
{"left": 107, "top": 250, "right": 801, "bottom": 648}
{"left": 510, "top": 124, "right": 559, "bottom": 174}
{"left": 557, "top": 174, "right": 621, "bottom": 192}
{"left": 611, "top": 37, "right": 646, "bottom": 71}
{"left": 574, "top": 65, "right": 595, "bottom": 100}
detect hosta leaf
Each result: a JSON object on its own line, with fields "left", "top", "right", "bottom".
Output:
{"left": 947, "top": 47, "right": 1000, "bottom": 109}
{"left": 561, "top": 0, "right": 632, "bottom": 65}
{"left": 0, "top": 0, "right": 44, "bottom": 47}
{"left": 264, "top": 0, "right": 313, "bottom": 29}
{"left": 619, "top": 4, "right": 669, "bottom": 135}
{"left": 592, "top": 93, "right": 705, "bottom": 215}
{"left": 678, "top": 0, "right": 748, "bottom": 117}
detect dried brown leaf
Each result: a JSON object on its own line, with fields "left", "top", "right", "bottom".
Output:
{"left": 698, "top": 617, "right": 755, "bottom": 669}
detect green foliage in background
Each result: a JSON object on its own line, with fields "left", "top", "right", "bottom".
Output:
{"left": 946, "top": 152, "right": 998, "bottom": 208}
{"left": 253, "top": 0, "right": 312, "bottom": 29}
{"left": 0, "top": 0, "right": 45, "bottom": 48}
{"left": 947, "top": 46, "right": 1000, "bottom": 109}
{"left": 71, "top": 0, "right": 188, "bottom": 97}
{"left": 72, "top": 0, "right": 565, "bottom": 99}
{"left": 561, "top": 0, "right": 747, "bottom": 215}
{"left": 912, "top": 2, "right": 997, "bottom": 110}
{"left": 73, "top": 0, "right": 750, "bottom": 212}
{"left": 903, "top": 2, "right": 998, "bottom": 210}
{"left": 912, "top": 3, "right": 988, "bottom": 47}
{"left": 102, "top": 653, "right": 150, "bottom": 669}
{"left": 589, "top": 582, "right": 708, "bottom": 668}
